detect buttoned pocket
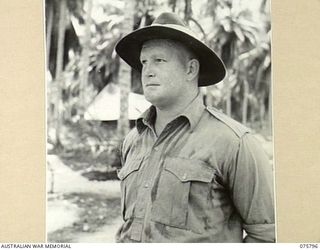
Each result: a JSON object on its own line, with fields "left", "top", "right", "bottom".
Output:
{"left": 118, "top": 158, "right": 144, "bottom": 220}
{"left": 118, "top": 158, "right": 143, "bottom": 181}
{"left": 150, "top": 156, "right": 214, "bottom": 231}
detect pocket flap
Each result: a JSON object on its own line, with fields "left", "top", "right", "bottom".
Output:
{"left": 164, "top": 157, "right": 214, "bottom": 183}
{"left": 118, "top": 158, "right": 143, "bottom": 180}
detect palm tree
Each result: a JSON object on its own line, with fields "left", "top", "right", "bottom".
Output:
{"left": 46, "top": 0, "right": 82, "bottom": 148}
{"left": 117, "top": 0, "right": 136, "bottom": 139}
{"left": 53, "top": 0, "right": 67, "bottom": 149}
{"left": 79, "top": 0, "right": 93, "bottom": 119}
{"left": 46, "top": 0, "right": 125, "bottom": 145}
{"left": 46, "top": 1, "right": 54, "bottom": 70}
{"left": 206, "top": 0, "right": 267, "bottom": 125}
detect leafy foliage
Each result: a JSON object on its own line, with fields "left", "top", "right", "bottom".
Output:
{"left": 201, "top": 0, "right": 271, "bottom": 127}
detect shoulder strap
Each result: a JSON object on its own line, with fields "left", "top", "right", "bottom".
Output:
{"left": 206, "top": 106, "right": 251, "bottom": 138}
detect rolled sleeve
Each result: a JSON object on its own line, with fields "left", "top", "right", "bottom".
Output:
{"left": 243, "top": 223, "right": 275, "bottom": 242}
{"left": 227, "top": 133, "right": 276, "bottom": 243}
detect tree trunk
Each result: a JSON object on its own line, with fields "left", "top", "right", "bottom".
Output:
{"left": 254, "top": 62, "right": 265, "bottom": 91}
{"left": 226, "top": 77, "right": 232, "bottom": 116}
{"left": 117, "top": 1, "right": 135, "bottom": 139}
{"left": 46, "top": 3, "right": 54, "bottom": 129}
{"left": 242, "top": 80, "right": 249, "bottom": 125}
{"left": 259, "top": 93, "right": 266, "bottom": 129}
{"left": 184, "top": 0, "right": 192, "bottom": 24}
{"left": 171, "top": 0, "right": 177, "bottom": 12}
{"left": 80, "top": 0, "right": 93, "bottom": 119}
{"left": 54, "top": 0, "right": 67, "bottom": 148}
{"left": 46, "top": 3, "right": 53, "bottom": 71}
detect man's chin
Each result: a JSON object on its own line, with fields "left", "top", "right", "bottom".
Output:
{"left": 144, "top": 95, "right": 158, "bottom": 105}
{"left": 144, "top": 94, "right": 164, "bottom": 107}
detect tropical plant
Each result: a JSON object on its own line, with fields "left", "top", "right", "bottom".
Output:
{"left": 46, "top": 0, "right": 125, "bottom": 148}
{"left": 117, "top": 1, "right": 136, "bottom": 139}
{"left": 203, "top": 0, "right": 271, "bottom": 129}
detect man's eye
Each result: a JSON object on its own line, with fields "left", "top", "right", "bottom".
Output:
{"left": 155, "top": 58, "right": 166, "bottom": 62}
{"left": 141, "top": 60, "right": 147, "bottom": 65}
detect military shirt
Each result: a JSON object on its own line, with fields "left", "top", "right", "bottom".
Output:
{"left": 116, "top": 94, "right": 275, "bottom": 243}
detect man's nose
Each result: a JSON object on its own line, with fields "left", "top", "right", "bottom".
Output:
{"left": 143, "top": 63, "right": 155, "bottom": 77}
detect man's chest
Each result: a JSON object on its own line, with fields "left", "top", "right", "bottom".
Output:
{"left": 118, "top": 128, "right": 235, "bottom": 234}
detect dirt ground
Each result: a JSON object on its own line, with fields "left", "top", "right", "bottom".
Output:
{"left": 47, "top": 155, "right": 122, "bottom": 243}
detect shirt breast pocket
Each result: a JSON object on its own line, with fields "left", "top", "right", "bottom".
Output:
{"left": 150, "top": 156, "right": 214, "bottom": 232}
{"left": 118, "top": 158, "right": 144, "bottom": 220}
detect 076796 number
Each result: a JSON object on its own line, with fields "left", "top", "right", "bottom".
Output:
{"left": 300, "top": 244, "right": 318, "bottom": 249}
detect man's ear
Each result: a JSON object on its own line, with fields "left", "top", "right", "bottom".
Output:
{"left": 186, "top": 59, "right": 200, "bottom": 81}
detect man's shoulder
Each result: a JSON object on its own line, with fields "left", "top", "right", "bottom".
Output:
{"left": 204, "top": 106, "right": 251, "bottom": 138}
{"left": 120, "top": 127, "right": 140, "bottom": 164}
{"left": 123, "top": 127, "right": 140, "bottom": 147}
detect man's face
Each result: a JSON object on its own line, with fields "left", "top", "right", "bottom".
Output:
{"left": 140, "top": 39, "right": 190, "bottom": 108}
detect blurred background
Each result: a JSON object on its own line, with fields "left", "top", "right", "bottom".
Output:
{"left": 46, "top": 0, "right": 272, "bottom": 243}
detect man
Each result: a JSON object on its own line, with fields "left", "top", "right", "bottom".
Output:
{"left": 114, "top": 12, "right": 275, "bottom": 243}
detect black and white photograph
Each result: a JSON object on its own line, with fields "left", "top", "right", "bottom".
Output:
{"left": 45, "top": 0, "right": 275, "bottom": 243}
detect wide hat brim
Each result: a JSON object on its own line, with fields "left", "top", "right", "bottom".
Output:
{"left": 115, "top": 24, "right": 226, "bottom": 86}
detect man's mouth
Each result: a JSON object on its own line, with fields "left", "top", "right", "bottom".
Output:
{"left": 145, "top": 83, "right": 160, "bottom": 87}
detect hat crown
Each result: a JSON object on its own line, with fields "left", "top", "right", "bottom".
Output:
{"left": 115, "top": 12, "right": 227, "bottom": 86}
{"left": 152, "top": 12, "right": 187, "bottom": 27}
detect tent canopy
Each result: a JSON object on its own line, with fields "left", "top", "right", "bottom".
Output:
{"left": 84, "top": 83, "right": 151, "bottom": 121}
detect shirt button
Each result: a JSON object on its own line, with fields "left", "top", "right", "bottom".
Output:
{"left": 144, "top": 183, "right": 149, "bottom": 188}
{"left": 182, "top": 173, "right": 187, "bottom": 180}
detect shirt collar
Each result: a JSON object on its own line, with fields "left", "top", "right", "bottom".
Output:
{"left": 136, "top": 105, "right": 157, "bottom": 133}
{"left": 136, "top": 92, "right": 205, "bottom": 134}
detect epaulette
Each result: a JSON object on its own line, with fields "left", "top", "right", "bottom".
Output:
{"left": 206, "top": 106, "right": 251, "bottom": 138}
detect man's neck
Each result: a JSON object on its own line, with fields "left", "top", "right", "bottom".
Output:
{"left": 154, "top": 91, "right": 199, "bottom": 136}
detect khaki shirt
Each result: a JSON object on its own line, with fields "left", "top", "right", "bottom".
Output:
{"left": 116, "top": 94, "right": 275, "bottom": 243}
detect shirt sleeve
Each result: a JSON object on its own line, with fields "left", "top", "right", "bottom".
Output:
{"left": 117, "top": 141, "right": 123, "bottom": 168}
{"left": 226, "top": 133, "right": 276, "bottom": 243}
